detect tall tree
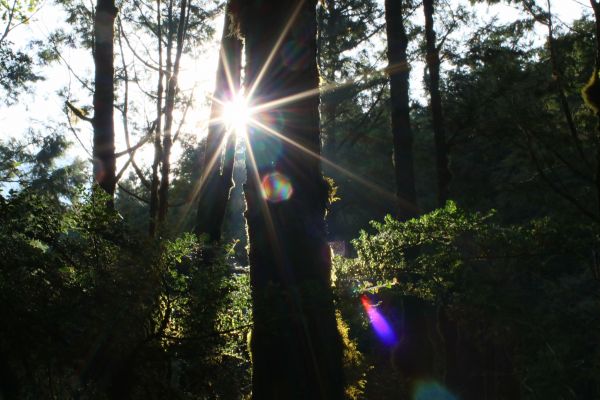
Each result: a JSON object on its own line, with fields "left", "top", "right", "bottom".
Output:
{"left": 385, "top": 0, "right": 417, "bottom": 218}
{"left": 157, "top": 0, "right": 188, "bottom": 224}
{"left": 104, "top": 0, "right": 215, "bottom": 236}
{"left": 587, "top": 0, "right": 600, "bottom": 216}
{"left": 149, "top": 0, "right": 165, "bottom": 237}
{"left": 239, "top": 0, "right": 344, "bottom": 398}
{"left": 195, "top": 0, "right": 242, "bottom": 242}
{"left": 317, "top": 0, "right": 380, "bottom": 153}
{"left": 92, "top": 0, "right": 118, "bottom": 199}
{"left": 423, "top": 0, "right": 450, "bottom": 206}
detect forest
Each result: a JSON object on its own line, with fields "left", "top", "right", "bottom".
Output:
{"left": 1, "top": 0, "right": 600, "bottom": 398}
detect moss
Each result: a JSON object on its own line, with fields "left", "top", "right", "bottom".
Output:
{"left": 582, "top": 68, "right": 600, "bottom": 114}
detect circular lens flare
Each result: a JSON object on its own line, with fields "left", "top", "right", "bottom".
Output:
{"left": 222, "top": 95, "right": 251, "bottom": 137}
{"left": 261, "top": 172, "right": 293, "bottom": 203}
{"left": 414, "top": 381, "right": 457, "bottom": 400}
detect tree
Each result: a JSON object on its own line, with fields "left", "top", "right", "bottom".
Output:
{"left": 152, "top": 0, "right": 192, "bottom": 233}
{"left": 423, "top": 0, "right": 451, "bottom": 206}
{"left": 317, "top": 0, "right": 381, "bottom": 154}
{"left": 0, "top": 0, "right": 43, "bottom": 103}
{"left": 317, "top": 0, "right": 399, "bottom": 243}
{"left": 239, "top": 0, "right": 345, "bottom": 397}
{"left": 385, "top": 0, "right": 417, "bottom": 218}
{"left": 157, "top": 0, "right": 188, "bottom": 224}
{"left": 107, "top": 0, "right": 215, "bottom": 236}
{"left": 92, "top": 0, "right": 117, "bottom": 199}
{"left": 195, "top": 0, "right": 242, "bottom": 242}
{"left": 0, "top": 133, "right": 87, "bottom": 203}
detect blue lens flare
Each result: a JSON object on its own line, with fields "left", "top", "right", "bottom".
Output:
{"left": 414, "top": 381, "right": 458, "bottom": 400}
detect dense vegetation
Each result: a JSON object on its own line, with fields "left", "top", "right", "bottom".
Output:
{"left": 2, "top": 0, "right": 600, "bottom": 399}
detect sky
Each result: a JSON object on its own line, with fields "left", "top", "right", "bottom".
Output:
{"left": 0, "top": 0, "right": 593, "bottom": 178}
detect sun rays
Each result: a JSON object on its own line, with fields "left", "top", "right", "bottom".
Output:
{"left": 185, "top": 1, "right": 420, "bottom": 236}
{"left": 221, "top": 94, "right": 251, "bottom": 137}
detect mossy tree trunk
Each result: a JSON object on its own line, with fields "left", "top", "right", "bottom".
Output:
{"left": 241, "top": 1, "right": 345, "bottom": 398}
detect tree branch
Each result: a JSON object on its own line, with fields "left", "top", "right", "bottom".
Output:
{"left": 65, "top": 101, "right": 93, "bottom": 123}
{"left": 117, "top": 183, "right": 150, "bottom": 203}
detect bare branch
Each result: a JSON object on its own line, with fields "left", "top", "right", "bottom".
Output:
{"left": 118, "top": 183, "right": 150, "bottom": 203}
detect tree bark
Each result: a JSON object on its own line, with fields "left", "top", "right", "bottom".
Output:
{"left": 319, "top": 0, "right": 340, "bottom": 157}
{"left": 590, "top": 0, "right": 600, "bottom": 217}
{"left": 158, "top": 0, "right": 188, "bottom": 224}
{"left": 149, "top": 0, "right": 164, "bottom": 237}
{"left": 423, "top": 0, "right": 451, "bottom": 206}
{"left": 195, "top": 1, "right": 242, "bottom": 242}
{"left": 92, "top": 0, "right": 117, "bottom": 201}
{"left": 242, "top": 1, "right": 344, "bottom": 398}
{"left": 385, "top": 0, "right": 417, "bottom": 219}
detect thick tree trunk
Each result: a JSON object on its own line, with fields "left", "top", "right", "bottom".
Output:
{"left": 92, "top": 0, "right": 117, "bottom": 200}
{"left": 195, "top": 2, "right": 242, "bottom": 242}
{"left": 590, "top": 0, "right": 600, "bottom": 216}
{"left": 242, "top": 1, "right": 344, "bottom": 398}
{"left": 385, "top": 0, "right": 417, "bottom": 219}
{"left": 158, "top": 0, "right": 188, "bottom": 224}
{"left": 319, "top": 0, "right": 340, "bottom": 157}
{"left": 423, "top": 0, "right": 451, "bottom": 206}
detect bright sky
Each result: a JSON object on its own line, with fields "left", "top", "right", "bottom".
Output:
{"left": 0, "top": 0, "right": 593, "bottom": 176}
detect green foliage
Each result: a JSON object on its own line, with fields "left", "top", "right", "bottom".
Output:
{"left": 336, "top": 201, "right": 489, "bottom": 301}
{"left": 0, "top": 43, "right": 41, "bottom": 103}
{"left": 1, "top": 0, "right": 39, "bottom": 23}
{"left": 338, "top": 312, "right": 371, "bottom": 400}
{"left": 333, "top": 203, "right": 600, "bottom": 398}
{"left": 0, "top": 0, "right": 52, "bottom": 103}
{"left": 0, "top": 188, "right": 251, "bottom": 399}
{"left": 0, "top": 133, "right": 87, "bottom": 204}
{"left": 325, "top": 175, "right": 341, "bottom": 205}
{"left": 435, "top": 16, "right": 599, "bottom": 223}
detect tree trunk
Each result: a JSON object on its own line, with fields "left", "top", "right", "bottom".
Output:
{"left": 195, "top": 1, "right": 242, "bottom": 242}
{"left": 423, "top": 0, "right": 450, "bottom": 206}
{"left": 92, "top": 0, "right": 117, "bottom": 201}
{"left": 158, "top": 0, "right": 188, "bottom": 224}
{"left": 149, "top": 0, "right": 164, "bottom": 237}
{"left": 319, "top": 0, "right": 340, "bottom": 157}
{"left": 590, "top": 0, "right": 600, "bottom": 216}
{"left": 385, "top": 0, "right": 417, "bottom": 219}
{"left": 242, "top": 1, "right": 344, "bottom": 398}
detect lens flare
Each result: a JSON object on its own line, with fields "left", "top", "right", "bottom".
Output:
{"left": 414, "top": 381, "right": 458, "bottom": 400}
{"left": 261, "top": 172, "right": 293, "bottom": 203}
{"left": 222, "top": 95, "right": 251, "bottom": 136}
{"left": 281, "top": 40, "right": 311, "bottom": 70}
{"left": 93, "top": 158, "right": 106, "bottom": 182}
{"left": 360, "top": 294, "right": 397, "bottom": 346}
{"left": 251, "top": 131, "right": 284, "bottom": 168}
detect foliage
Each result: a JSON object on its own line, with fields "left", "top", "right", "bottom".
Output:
{"left": 0, "top": 188, "right": 251, "bottom": 399}
{"left": 337, "top": 311, "right": 370, "bottom": 400}
{"left": 3, "top": 0, "right": 600, "bottom": 398}
{"left": 0, "top": 133, "right": 87, "bottom": 204}
{"left": 0, "top": 43, "right": 41, "bottom": 103}
{"left": 333, "top": 202, "right": 600, "bottom": 399}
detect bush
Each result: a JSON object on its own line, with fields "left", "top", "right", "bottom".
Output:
{"left": 333, "top": 202, "right": 600, "bottom": 399}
